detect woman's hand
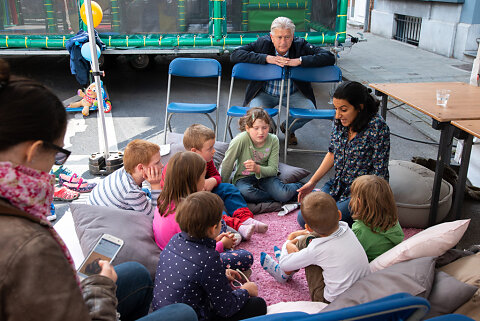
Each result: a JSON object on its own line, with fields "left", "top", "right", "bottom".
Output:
{"left": 98, "top": 260, "right": 117, "bottom": 282}
{"left": 297, "top": 181, "right": 315, "bottom": 202}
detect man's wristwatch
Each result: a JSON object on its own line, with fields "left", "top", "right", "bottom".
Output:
{"left": 299, "top": 57, "right": 302, "bottom": 63}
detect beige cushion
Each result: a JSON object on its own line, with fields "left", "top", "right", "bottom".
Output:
{"left": 440, "top": 253, "right": 480, "bottom": 320}
{"left": 322, "top": 257, "right": 436, "bottom": 312}
{"left": 370, "top": 219, "right": 470, "bottom": 272}
{"left": 389, "top": 160, "right": 453, "bottom": 228}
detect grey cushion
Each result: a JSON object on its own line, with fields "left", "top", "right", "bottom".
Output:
{"left": 426, "top": 271, "right": 478, "bottom": 318}
{"left": 322, "top": 257, "right": 436, "bottom": 312}
{"left": 389, "top": 160, "right": 453, "bottom": 228}
{"left": 70, "top": 203, "right": 160, "bottom": 279}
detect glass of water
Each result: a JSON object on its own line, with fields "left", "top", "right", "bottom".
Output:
{"left": 436, "top": 89, "right": 451, "bottom": 107}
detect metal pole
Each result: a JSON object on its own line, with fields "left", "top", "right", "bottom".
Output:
{"left": 363, "top": 0, "right": 370, "bottom": 32}
{"left": 84, "top": 0, "right": 109, "bottom": 159}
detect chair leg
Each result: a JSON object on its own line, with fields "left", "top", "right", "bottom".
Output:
{"left": 206, "top": 114, "right": 216, "bottom": 133}
{"left": 228, "top": 118, "right": 234, "bottom": 140}
{"left": 223, "top": 115, "right": 230, "bottom": 142}
{"left": 167, "top": 114, "right": 174, "bottom": 133}
{"left": 163, "top": 112, "right": 169, "bottom": 144}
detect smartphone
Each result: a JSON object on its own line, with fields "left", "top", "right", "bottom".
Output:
{"left": 77, "top": 234, "right": 124, "bottom": 280}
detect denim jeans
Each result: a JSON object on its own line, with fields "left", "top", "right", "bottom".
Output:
{"left": 212, "top": 183, "right": 248, "bottom": 216}
{"left": 297, "top": 178, "right": 353, "bottom": 228}
{"left": 249, "top": 90, "right": 315, "bottom": 134}
{"left": 115, "top": 262, "right": 197, "bottom": 321}
{"left": 235, "top": 175, "right": 302, "bottom": 203}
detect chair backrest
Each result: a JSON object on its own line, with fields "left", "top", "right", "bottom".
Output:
{"left": 169, "top": 58, "right": 221, "bottom": 77}
{"left": 289, "top": 65, "right": 342, "bottom": 83}
{"left": 305, "top": 293, "right": 430, "bottom": 321}
{"left": 232, "top": 63, "right": 284, "bottom": 81}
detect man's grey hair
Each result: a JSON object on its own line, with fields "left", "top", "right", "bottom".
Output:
{"left": 270, "top": 17, "right": 295, "bottom": 35}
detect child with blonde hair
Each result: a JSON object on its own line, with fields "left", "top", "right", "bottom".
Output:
{"left": 153, "top": 151, "right": 253, "bottom": 271}
{"left": 350, "top": 175, "right": 404, "bottom": 261}
{"left": 88, "top": 139, "right": 163, "bottom": 216}
{"left": 261, "top": 192, "right": 370, "bottom": 303}
{"left": 221, "top": 108, "right": 302, "bottom": 204}
{"left": 179, "top": 123, "right": 267, "bottom": 240}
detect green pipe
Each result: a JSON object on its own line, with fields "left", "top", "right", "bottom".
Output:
{"left": 111, "top": 0, "right": 121, "bottom": 33}
{"left": 245, "top": 2, "right": 306, "bottom": 9}
{"left": 213, "top": 0, "right": 222, "bottom": 40}
{"left": 304, "top": 0, "right": 311, "bottom": 31}
{"left": 79, "top": 0, "right": 86, "bottom": 31}
{"left": 0, "top": 33, "right": 342, "bottom": 49}
{"left": 44, "top": 0, "right": 57, "bottom": 33}
{"left": 242, "top": 0, "right": 248, "bottom": 32}
{"left": 221, "top": 0, "right": 227, "bottom": 35}
{"left": 178, "top": 0, "right": 186, "bottom": 32}
{"left": 336, "top": 0, "right": 348, "bottom": 36}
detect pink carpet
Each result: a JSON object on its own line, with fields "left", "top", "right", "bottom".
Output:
{"left": 238, "top": 211, "right": 424, "bottom": 305}
{"left": 240, "top": 210, "right": 310, "bottom": 305}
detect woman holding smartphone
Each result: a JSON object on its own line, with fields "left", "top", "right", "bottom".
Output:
{"left": 0, "top": 59, "right": 197, "bottom": 321}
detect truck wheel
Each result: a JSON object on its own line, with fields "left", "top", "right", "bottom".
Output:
{"left": 129, "top": 54, "right": 152, "bottom": 70}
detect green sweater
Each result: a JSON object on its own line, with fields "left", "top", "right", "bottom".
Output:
{"left": 352, "top": 220, "right": 404, "bottom": 262}
{"left": 221, "top": 131, "right": 279, "bottom": 184}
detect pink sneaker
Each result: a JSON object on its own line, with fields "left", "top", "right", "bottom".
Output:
{"left": 238, "top": 224, "right": 254, "bottom": 241}
{"left": 243, "top": 218, "right": 268, "bottom": 233}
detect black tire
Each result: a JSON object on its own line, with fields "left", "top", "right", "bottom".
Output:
{"left": 128, "top": 54, "right": 153, "bottom": 70}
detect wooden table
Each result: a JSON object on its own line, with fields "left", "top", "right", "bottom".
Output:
{"left": 451, "top": 120, "right": 480, "bottom": 219}
{"left": 369, "top": 82, "right": 480, "bottom": 226}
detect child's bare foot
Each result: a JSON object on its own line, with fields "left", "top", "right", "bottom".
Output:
{"left": 243, "top": 218, "right": 268, "bottom": 233}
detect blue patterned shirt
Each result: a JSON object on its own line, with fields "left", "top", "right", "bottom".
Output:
{"left": 327, "top": 114, "right": 390, "bottom": 202}
{"left": 263, "top": 51, "right": 297, "bottom": 97}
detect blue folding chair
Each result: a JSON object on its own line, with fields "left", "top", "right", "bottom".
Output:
{"left": 244, "top": 293, "right": 430, "bottom": 321}
{"left": 223, "top": 63, "right": 285, "bottom": 141}
{"left": 283, "top": 65, "right": 342, "bottom": 162}
{"left": 163, "top": 58, "right": 221, "bottom": 143}
{"left": 428, "top": 315, "right": 475, "bottom": 320}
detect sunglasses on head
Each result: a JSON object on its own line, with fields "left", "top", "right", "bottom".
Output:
{"left": 43, "top": 141, "right": 71, "bottom": 165}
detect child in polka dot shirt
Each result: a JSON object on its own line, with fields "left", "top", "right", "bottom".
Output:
{"left": 153, "top": 192, "right": 267, "bottom": 321}
{"left": 153, "top": 151, "right": 253, "bottom": 272}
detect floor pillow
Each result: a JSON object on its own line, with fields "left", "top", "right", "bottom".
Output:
{"left": 370, "top": 219, "right": 470, "bottom": 272}
{"left": 322, "top": 257, "right": 436, "bottom": 312}
{"left": 389, "top": 160, "right": 452, "bottom": 228}
{"left": 70, "top": 203, "right": 161, "bottom": 279}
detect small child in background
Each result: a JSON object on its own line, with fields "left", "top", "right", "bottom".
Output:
{"left": 180, "top": 124, "right": 267, "bottom": 239}
{"left": 221, "top": 108, "right": 302, "bottom": 204}
{"left": 153, "top": 192, "right": 267, "bottom": 321}
{"left": 261, "top": 192, "right": 370, "bottom": 303}
{"left": 88, "top": 139, "right": 162, "bottom": 216}
{"left": 350, "top": 175, "right": 404, "bottom": 262}
{"left": 153, "top": 151, "right": 253, "bottom": 271}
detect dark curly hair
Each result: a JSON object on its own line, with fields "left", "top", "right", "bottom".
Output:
{"left": 333, "top": 81, "right": 380, "bottom": 133}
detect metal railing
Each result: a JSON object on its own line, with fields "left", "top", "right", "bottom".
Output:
{"left": 394, "top": 14, "right": 421, "bottom": 46}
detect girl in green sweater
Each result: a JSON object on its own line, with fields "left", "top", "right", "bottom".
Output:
{"left": 351, "top": 175, "right": 404, "bottom": 262}
{"left": 221, "top": 108, "right": 302, "bottom": 204}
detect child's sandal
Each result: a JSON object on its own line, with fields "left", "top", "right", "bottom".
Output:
{"left": 53, "top": 186, "right": 80, "bottom": 201}
{"left": 62, "top": 178, "right": 96, "bottom": 193}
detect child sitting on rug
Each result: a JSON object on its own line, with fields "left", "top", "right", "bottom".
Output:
{"left": 160, "top": 124, "right": 267, "bottom": 240}
{"left": 261, "top": 191, "right": 370, "bottom": 303}
{"left": 221, "top": 107, "right": 302, "bottom": 204}
{"left": 153, "top": 151, "right": 253, "bottom": 271}
{"left": 88, "top": 139, "right": 162, "bottom": 217}
{"left": 350, "top": 175, "right": 404, "bottom": 261}
{"left": 153, "top": 191, "right": 266, "bottom": 321}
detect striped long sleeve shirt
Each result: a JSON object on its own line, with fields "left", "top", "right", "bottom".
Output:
{"left": 88, "top": 167, "right": 160, "bottom": 216}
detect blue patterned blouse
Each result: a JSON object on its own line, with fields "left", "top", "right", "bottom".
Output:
{"left": 327, "top": 114, "right": 390, "bottom": 202}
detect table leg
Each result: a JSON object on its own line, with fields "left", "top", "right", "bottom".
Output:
{"left": 453, "top": 134, "right": 473, "bottom": 219}
{"left": 429, "top": 121, "right": 454, "bottom": 226}
{"left": 374, "top": 89, "right": 388, "bottom": 120}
